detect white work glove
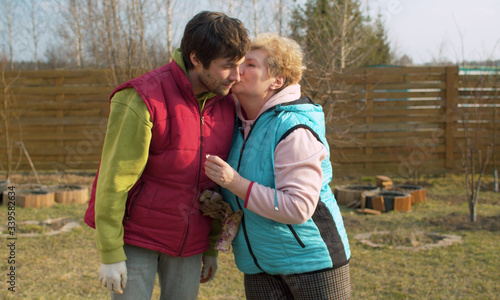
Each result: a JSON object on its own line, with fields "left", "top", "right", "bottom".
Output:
{"left": 98, "top": 261, "right": 127, "bottom": 294}
{"left": 200, "top": 256, "right": 218, "bottom": 283}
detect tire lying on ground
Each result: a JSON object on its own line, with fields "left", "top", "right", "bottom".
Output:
{"left": 50, "top": 184, "right": 89, "bottom": 204}
{"left": 392, "top": 184, "right": 426, "bottom": 204}
{"left": 362, "top": 190, "right": 412, "bottom": 212}
{"left": 333, "top": 185, "right": 379, "bottom": 207}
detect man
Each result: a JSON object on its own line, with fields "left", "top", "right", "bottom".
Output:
{"left": 84, "top": 11, "right": 250, "bottom": 299}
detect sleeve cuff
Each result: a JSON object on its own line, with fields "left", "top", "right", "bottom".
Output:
{"left": 203, "top": 248, "right": 219, "bottom": 257}
{"left": 244, "top": 181, "right": 255, "bottom": 208}
{"left": 100, "top": 247, "right": 127, "bottom": 264}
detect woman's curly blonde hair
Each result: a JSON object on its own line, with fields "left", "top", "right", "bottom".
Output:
{"left": 250, "top": 33, "right": 305, "bottom": 90}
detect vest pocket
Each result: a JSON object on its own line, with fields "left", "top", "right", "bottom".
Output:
{"left": 287, "top": 225, "right": 306, "bottom": 248}
{"left": 125, "top": 181, "right": 144, "bottom": 223}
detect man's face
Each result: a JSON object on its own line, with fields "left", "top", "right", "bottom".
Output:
{"left": 197, "top": 56, "right": 245, "bottom": 96}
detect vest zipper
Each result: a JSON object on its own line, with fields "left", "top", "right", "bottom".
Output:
{"left": 236, "top": 119, "right": 264, "bottom": 272}
{"left": 287, "top": 225, "right": 306, "bottom": 248}
{"left": 179, "top": 108, "right": 205, "bottom": 255}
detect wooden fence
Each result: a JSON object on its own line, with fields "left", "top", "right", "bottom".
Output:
{"left": 1, "top": 67, "right": 499, "bottom": 178}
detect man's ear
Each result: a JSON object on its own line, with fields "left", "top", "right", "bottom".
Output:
{"left": 270, "top": 75, "right": 285, "bottom": 90}
{"left": 190, "top": 51, "right": 202, "bottom": 68}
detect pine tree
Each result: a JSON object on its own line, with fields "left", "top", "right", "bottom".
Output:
{"left": 290, "top": 0, "right": 391, "bottom": 72}
{"left": 362, "top": 14, "right": 392, "bottom": 66}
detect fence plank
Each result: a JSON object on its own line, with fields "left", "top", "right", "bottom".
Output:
{"left": 1, "top": 67, "right": 497, "bottom": 177}
{"left": 444, "top": 67, "right": 459, "bottom": 169}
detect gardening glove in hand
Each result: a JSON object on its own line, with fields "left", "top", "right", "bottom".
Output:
{"left": 200, "top": 190, "right": 243, "bottom": 253}
{"left": 98, "top": 261, "right": 127, "bottom": 294}
{"left": 215, "top": 209, "right": 243, "bottom": 253}
{"left": 200, "top": 256, "right": 218, "bottom": 283}
{"left": 199, "top": 190, "right": 230, "bottom": 219}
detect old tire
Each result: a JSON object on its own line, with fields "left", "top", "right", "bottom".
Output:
{"left": 393, "top": 184, "right": 426, "bottom": 204}
{"left": 334, "top": 185, "right": 379, "bottom": 207}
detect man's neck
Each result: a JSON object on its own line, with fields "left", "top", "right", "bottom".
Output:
{"left": 186, "top": 68, "right": 207, "bottom": 98}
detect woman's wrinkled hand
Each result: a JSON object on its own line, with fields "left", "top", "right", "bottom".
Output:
{"left": 204, "top": 155, "right": 240, "bottom": 190}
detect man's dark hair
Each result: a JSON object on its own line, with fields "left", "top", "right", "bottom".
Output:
{"left": 181, "top": 11, "right": 250, "bottom": 69}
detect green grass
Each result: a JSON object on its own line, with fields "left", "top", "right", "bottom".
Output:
{"left": 0, "top": 172, "right": 499, "bottom": 299}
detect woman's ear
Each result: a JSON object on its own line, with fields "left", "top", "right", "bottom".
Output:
{"left": 270, "top": 75, "right": 285, "bottom": 91}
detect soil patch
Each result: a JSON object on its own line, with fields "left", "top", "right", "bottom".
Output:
{"left": 342, "top": 215, "right": 365, "bottom": 231}
{"left": 354, "top": 230, "right": 462, "bottom": 251}
{"left": 427, "top": 212, "right": 500, "bottom": 231}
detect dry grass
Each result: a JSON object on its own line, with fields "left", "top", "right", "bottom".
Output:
{"left": 0, "top": 172, "right": 499, "bottom": 299}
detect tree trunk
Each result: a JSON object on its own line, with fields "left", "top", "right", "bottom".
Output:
{"left": 253, "top": 0, "right": 258, "bottom": 35}
{"left": 70, "top": 0, "right": 83, "bottom": 68}
{"left": 275, "top": 0, "right": 282, "bottom": 35}
{"left": 340, "top": 1, "right": 348, "bottom": 70}
{"left": 30, "top": 0, "right": 38, "bottom": 70}
{"left": 7, "top": 0, "right": 14, "bottom": 69}
{"left": 166, "top": 0, "right": 172, "bottom": 61}
{"left": 469, "top": 201, "right": 476, "bottom": 222}
{"left": 87, "top": 0, "right": 100, "bottom": 67}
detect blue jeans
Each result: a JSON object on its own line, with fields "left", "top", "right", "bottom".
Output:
{"left": 111, "top": 244, "right": 202, "bottom": 300}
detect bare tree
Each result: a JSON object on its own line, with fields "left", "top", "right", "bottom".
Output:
{"left": 458, "top": 67, "right": 498, "bottom": 222}
{"left": 453, "top": 20, "right": 498, "bottom": 222}
{"left": 29, "top": 0, "right": 39, "bottom": 69}
{"left": 290, "top": 0, "right": 391, "bottom": 172}
{"left": 21, "top": 0, "right": 45, "bottom": 70}
{"left": 392, "top": 54, "right": 413, "bottom": 66}
{"left": 0, "top": 0, "right": 15, "bottom": 69}
{"left": 275, "top": 0, "right": 283, "bottom": 35}
{"left": 72, "top": 0, "right": 84, "bottom": 68}
{"left": 85, "top": 0, "right": 101, "bottom": 67}
{"left": 200, "top": 0, "right": 298, "bottom": 37}
{"left": 96, "top": 0, "right": 160, "bottom": 85}
{"left": 7, "top": 0, "right": 13, "bottom": 69}
{"left": 56, "top": 0, "right": 85, "bottom": 68}
{"left": 58, "top": 0, "right": 154, "bottom": 72}
{"left": 267, "top": 0, "right": 295, "bottom": 35}
{"left": 292, "top": 0, "right": 373, "bottom": 99}
{"left": 253, "top": 0, "right": 258, "bottom": 35}
{"left": 431, "top": 35, "right": 453, "bottom": 65}
{"left": 166, "top": 0, "right": 172, "bottom": 60}
{"left": 461, "top": 143, "right": 492, "bottom": 222}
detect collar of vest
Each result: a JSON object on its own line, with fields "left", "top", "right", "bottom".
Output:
{"left": 277, "top": 96, "right": 314, "bottom": 107}
{"left": 237, "top": 96, "right": 317, "bottom": 130}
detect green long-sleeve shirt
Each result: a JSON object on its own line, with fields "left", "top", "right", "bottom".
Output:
{"left": 94, "top": 50, "right": 221, "bottom": 264}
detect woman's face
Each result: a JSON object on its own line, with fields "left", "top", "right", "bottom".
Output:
{"left": 231, "top": 49, "right": 276, "bottom": 100}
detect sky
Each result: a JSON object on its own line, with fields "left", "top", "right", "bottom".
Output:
{"left": 364, "top": 0, "right": 500, "bottom": 64}
{"left": 2, "top": 0, "right": 499, "bottom": 65}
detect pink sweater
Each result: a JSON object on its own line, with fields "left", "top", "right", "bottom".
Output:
{"left": 237, "top": 84, "right": 328, "bottom": 225}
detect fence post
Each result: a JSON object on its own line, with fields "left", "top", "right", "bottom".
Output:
{"left": 365, "top": 80, "right": 374, "bottom": 172}
{"left": 55, "top": 75, "right": 65, "bottom": 166}
{"left": 444, "top": 66, "right": 459, "bottom": 170}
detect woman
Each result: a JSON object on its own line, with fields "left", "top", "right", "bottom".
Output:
{"left": 204, "top": 33, "right": 351, "bottom": 299}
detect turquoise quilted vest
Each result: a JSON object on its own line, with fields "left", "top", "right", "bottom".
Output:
{"left": 222, "top": 98, "right": 350, "bottom": 275}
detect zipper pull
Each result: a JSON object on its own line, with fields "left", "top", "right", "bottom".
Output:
{"left": 201, "top": 116, "right": 204, "bottom": 124}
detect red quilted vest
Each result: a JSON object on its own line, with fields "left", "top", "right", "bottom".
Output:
{"left": 84, "top": 61, "right": 235, "bottom": 257}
